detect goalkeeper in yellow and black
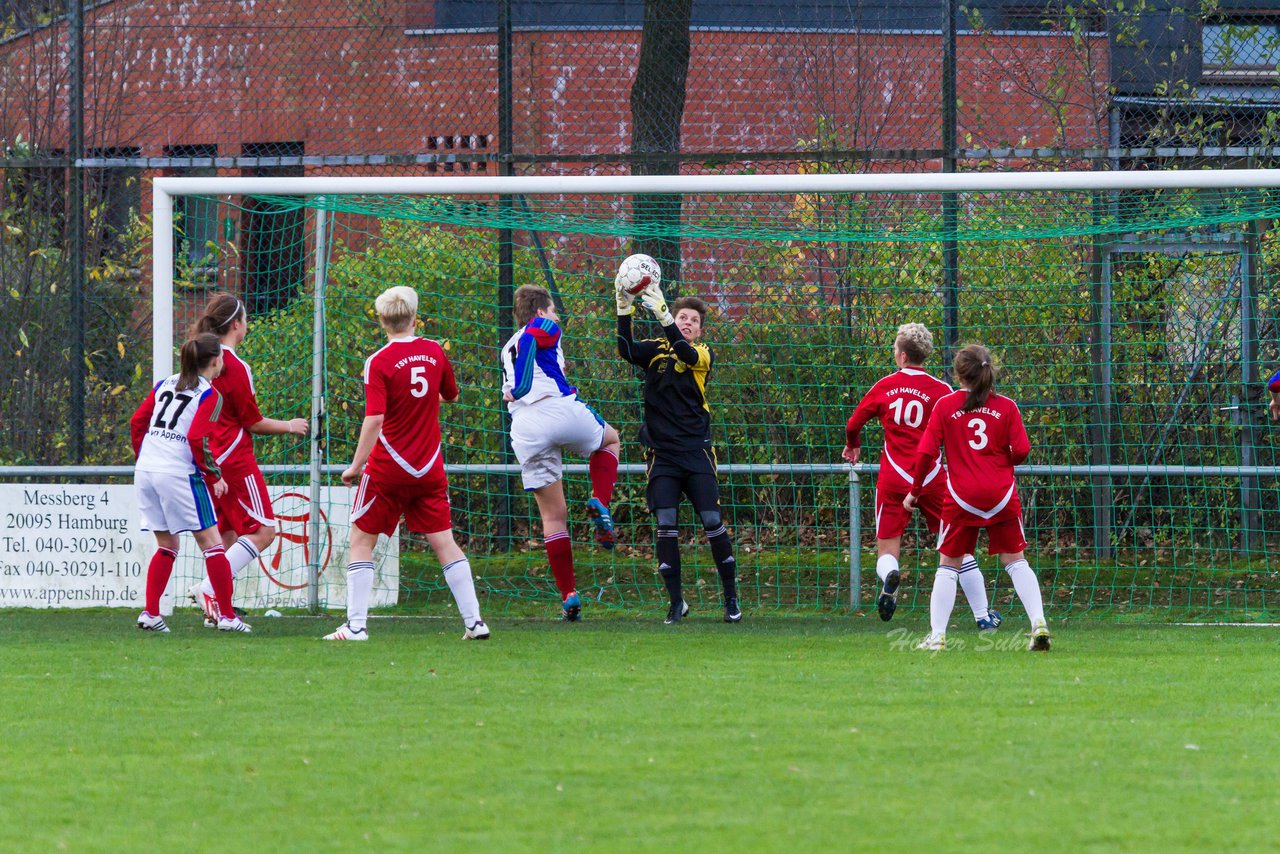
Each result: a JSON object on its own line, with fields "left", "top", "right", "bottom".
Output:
{"left": 615, "top": 266, "right": 742, "bottom": 625}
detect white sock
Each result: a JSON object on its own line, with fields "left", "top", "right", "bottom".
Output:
{"left": 225, "top": 538, "right": 261, "bottom": 579}
{"left": 442, "top": 557, "right": 481, "bottom": 625}
{"left": 875, "top": 554, "right": 899, "bottom": 583}
{"left": 930, "top": 567, "right": 959, "bottom": 637}
{"left": 346, "top": 561, "right": 375, "bottom": 631}
{"left": 1004, "top": 559, "right": 1046, "bottom": 626}
{"left": 957, "top": 554, "right": 990, "bottom": 620}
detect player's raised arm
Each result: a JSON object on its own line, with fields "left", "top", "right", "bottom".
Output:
{"left": 509, "top": 327, "right": 542, "bottom": 400}
{"left": 639, "top": 281, "right": 702, "bottom": 366}
{"left": 615, "top": 256, "right": 660, "bottom": 366}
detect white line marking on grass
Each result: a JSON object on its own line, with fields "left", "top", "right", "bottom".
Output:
{"left": 1176, "top": 622, "right": 1280, "bottom": 627}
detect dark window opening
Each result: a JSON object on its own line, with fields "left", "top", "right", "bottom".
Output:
{"left": 165, "top": 144, "right": 221, "bottom": 282}
{"left": 240, "top": 141, "right": 305, "bottom": 315}
{"left": 85, "top": 146, "right": 141, "bottom": 265}
{"left": 2, "top": 148, "right": 66, "bottom": 244}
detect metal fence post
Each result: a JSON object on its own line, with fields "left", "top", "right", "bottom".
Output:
{"left": 68, "top": 0, "right": 86, "bottom": 463}
{"left": 308, "top": 204, "right": 328, "bottom": 613}
{"left": 848, "top": 465, "right": 861, "bottom": 607}
{"left": 495, "top": 0, "right": 516, "bottom": 552}
{"left": 1239, "top": 229, "right": 1261, "bottom": 553}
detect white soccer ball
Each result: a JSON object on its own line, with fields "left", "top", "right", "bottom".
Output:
{"left": 616, "top": 253, "right": 661, "bottom": 296}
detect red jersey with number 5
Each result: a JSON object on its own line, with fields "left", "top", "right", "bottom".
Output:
{"left": 363, "top": 336, "right": 458, "bottom": 484}
{"left": 845, "top": 368, "right": 952, "bottom": 495}
{"left": 911, "top": 390, "right": 1030, "bottom": 521}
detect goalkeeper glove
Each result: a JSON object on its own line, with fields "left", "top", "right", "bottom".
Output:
{"left": 614, "top": 276, "right": 636, "bottom": 316}
{"left": 639, "top": 282, "right": 674, "bottom": 326}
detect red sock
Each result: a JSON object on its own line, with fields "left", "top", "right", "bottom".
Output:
{"left": 203, "top": 546, "right": 235, "bottom": 621}
{"left": 544, "top": 531, "right": 575, "bottom": 599}
{"left": 588, "top": 448, "right": 619, "bottom": 506}
{"left": 145, "top": 547, "right": 178, "bottom": 616}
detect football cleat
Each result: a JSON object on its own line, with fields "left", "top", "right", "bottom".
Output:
{"left": 585, "top": 498, "right": 615, "bottom": 550}
{"left": 877, "top": 568, "right": 901, "bottom": 622}
{"left": 323, "top": 622, "right": 367, "bottom": 641}
{"left": 561, "top": 591, "right": 582, "bottom": 622}
{"left": 723, "top": 597, "right": 742, "bottom": 623}
{"left": 976, "top": 609, "right": 1003, "bottom": 631}
{"left": 189, "top": 581, "right": 220, "bottom": 626}
{"left": 1028, "top": 620, "right": 1051, "bottom": 652}
{"left": 463, "top": 620, "right": 491, "bottom": 640}
{"left": 664, "top": 599, "right": 690, "bottom": 625}
{"left": 136, "top": 611, "right": 170, "bottom": 633}
{"left": 915, "top": 633, "right": 946, "bottom": 651}
{"left": 217, "top": 615, "right": 252, "bottom": 633}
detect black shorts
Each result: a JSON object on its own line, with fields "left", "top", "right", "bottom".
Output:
{"left": 645, "top": 447, "right": 722, "bottom": 514}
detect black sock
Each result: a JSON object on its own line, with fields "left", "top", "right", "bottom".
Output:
{"left": 656, "top": 528, "right": 682, "bottom": 604}
{"left": 707, "top": 529, "right": 737, "bottom": 600}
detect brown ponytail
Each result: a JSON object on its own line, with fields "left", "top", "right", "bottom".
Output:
{"left": 191, "top": 292, "right": 245, "bottom": 337}
{"left": 954, "top": 344, "right": 996, "bottom": 411}
{"left": 177, "top": 333, "right": 222, "bottom": 391}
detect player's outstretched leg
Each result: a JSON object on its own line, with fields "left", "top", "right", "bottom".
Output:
{"left": 543, "top": 531, "right": 580, "bottom": 621}
{"left": 876, "top": 554, "right": 901, "bottom": 622}
{"left": 654, "top": 506, "right": 684, "bottom": 623}
{"left": 426, "top": 530, "right": 490, "bottom": 640}
{"left": 585, "top": 441, "right": 619, "bottom": 550}
{"left": 919, "top": 565, "right": 958, "bottom": 651}
{"left": 957, "top": 554, "right": 1002, "bottom": 630}
{"left": 325, "top": 559, "right": 373, "bottom": 641}
{"left": 1002, "top": 555, "right": 1049, "bottom": 651}
{"left": 698, "top": 508, "right": 741, "bottom": 623}
{"left": 138, "top": 544, "right": 177, "bottom": 632}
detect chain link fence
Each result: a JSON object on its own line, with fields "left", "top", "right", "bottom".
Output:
{"left": 1, "top": 0, "right": 1279, "bottom": 467}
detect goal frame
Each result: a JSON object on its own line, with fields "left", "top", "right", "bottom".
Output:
{"left": 150, "top": 168, "right": 1280, "bottom": 611}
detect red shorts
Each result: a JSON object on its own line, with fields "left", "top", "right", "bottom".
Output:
{"left": 875, "top": 488, "right": 945, "bottom": 539}
{"left": 937, "top": 513, "right": 1027, "bottom": 558}
{"left": 351, "top": 471, "right": 452, "bottom": 537}
{"left": 214, "top": 459, "right": 275, "bottom": 535}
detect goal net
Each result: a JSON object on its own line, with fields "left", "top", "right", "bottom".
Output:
{"left": 152, "top": 172, "right": 1280, "bottom": 620}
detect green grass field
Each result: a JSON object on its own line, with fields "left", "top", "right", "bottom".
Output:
{"left": 2, "top": 609, "right": 1277, "bottom": 852}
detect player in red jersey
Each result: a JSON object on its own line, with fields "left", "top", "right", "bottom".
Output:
{"left": 186, "top": 293, "right": 310, "bottom": 625}
{"left": 842, "top": 323, "right": 1000, "bottom": 629}
{"left": 129, "top": 333, "right": 249, "bottom": 633}
{"left": 323, "top": 286, "right": 488, "bottom": 641}
{"left": 905, "top": 344, "right": 1050, "bottom": 652}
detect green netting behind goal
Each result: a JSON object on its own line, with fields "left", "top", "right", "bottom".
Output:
{"left": 169, "top": 186, "right": 1280, "bottom": 619}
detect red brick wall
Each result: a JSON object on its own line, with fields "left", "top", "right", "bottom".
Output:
{"left": 0, "top": 1, "right": 1108, "bottom": 164}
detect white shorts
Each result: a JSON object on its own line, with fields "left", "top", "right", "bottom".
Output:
{"left": 136, "top": 469, "right": 218, "bottom": 534}
{"left": 509, "top": 395, "right": 606, "bottom": 491}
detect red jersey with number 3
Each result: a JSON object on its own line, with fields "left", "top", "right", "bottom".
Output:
{"left": 846, "top": 368, "right": 952, "bottom": 495}
{"left": 363, "top": 336, "right": 458, "bottom": 484}
{"left": 911, "top": 390, "right": 1030, "bottom": 522}
{"left": 208, "top": 346, "right": 264, "bottom": 468}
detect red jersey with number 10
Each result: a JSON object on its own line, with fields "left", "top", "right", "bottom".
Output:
{"left": 845, "top": 367, "right": 952, "bottom": 495}
{"left": 911, "top": 390, "right": 1030, "bottom": 521}
{"left": 363, "top": 336, "right": 458, "bottom": 484}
